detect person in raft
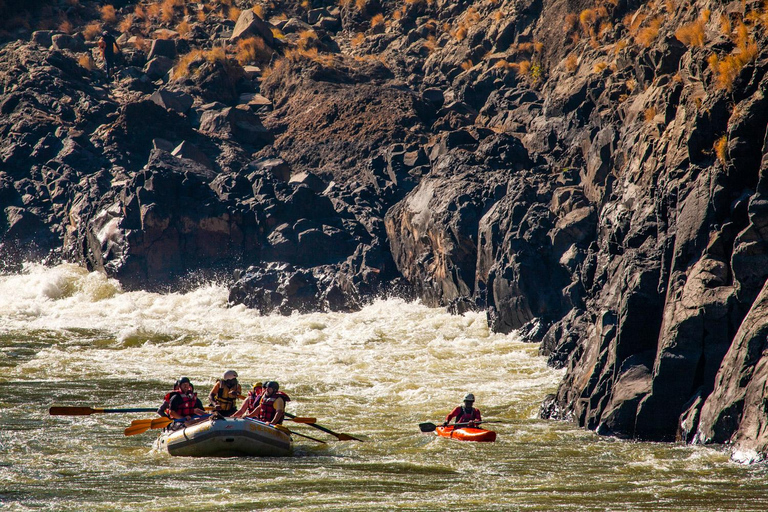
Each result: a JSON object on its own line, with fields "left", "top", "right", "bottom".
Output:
{"left": 168, "top": 377, "right": 206, "bottom": 425}
{"left": 253, "top": 381, "right": 290, "bottom": 425}
{"left": 232, "top": 381, "right": 264, "bottom": 418}
{"left": 208, "top": 370, "right": 242, "bottom": 417}
{"left": 443, "top": 393, "right": 482, "bottom": 427}
{"left": 157, "top": 379, "right": 181, "bottom": 418}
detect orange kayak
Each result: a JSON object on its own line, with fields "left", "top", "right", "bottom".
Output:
{"left": 435, "top": 425, "right": 497, "bottom": 442}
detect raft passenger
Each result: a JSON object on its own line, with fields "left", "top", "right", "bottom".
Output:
{"left": 233, "top": 381, "right": 264, "bottom": 418}
{"left": 208, "top": 370, "right": 242, "bottom": 417}
{"left": 157, "top": 379, "right": 180, "bottom": 418}
{"left": 255, "top": 381, "right": 290, "bottom": 425}
{"left": 168, "top": 377, "right": 206, "bottom": 424}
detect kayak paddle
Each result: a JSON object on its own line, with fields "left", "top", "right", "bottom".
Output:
{"left": 284, "top": 412, "right": 363, "bottom": 442}
{"left": 50, "top": 406, "right": 157, "bottom": 415}
{"left": 419, "top": 420, "right": 502, "bottom": 433}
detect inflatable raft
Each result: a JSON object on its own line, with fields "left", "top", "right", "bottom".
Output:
{"left": 435, "top": 425, "right": 497, "bottom": 442}
{"left": 155, "top": 417, "right": 292, "bottom": 457}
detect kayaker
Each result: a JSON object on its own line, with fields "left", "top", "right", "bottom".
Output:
{"left": 157, "top": 379, "right": 180, "bottom": 417}
{"left": 208, "top": 370, "right": 242, "bottom": 417}
{"left": 168, "top": 377, "right": 206, "bottom": 424}
{"left": 254, "top": 381, "right": 290, "bottom": 425}
{"left": 232, "top": 381, "right": 264, "bottom": 418}
{"left": 443, "top": 393, "right": 482, "bottom": 427}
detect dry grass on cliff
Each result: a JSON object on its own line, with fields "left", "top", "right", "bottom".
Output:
{"left": 675, "top": 18, "right": 705, "bottom": 47}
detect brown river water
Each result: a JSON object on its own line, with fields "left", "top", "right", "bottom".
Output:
{"left": 2, "top": 264, "right": 768, "bottom": 511}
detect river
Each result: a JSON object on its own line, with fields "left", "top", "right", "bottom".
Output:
{"left": 1, "top": 263, "right": 767, "bottom": 511}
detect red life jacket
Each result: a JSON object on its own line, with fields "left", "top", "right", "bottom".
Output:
{"left": 449, "top": 406, "right": 481, "bottom": 424}
{"left": 256, "top": 391, "right": 290, "bottom": 423}
{"left": 172, "top": 392, "right": 199, "bottom": 417}
{"left": 244, "top": 389, "right": 263, "bottom": 416}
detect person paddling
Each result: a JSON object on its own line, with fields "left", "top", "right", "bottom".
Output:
{"left": 254, "top": 381, "right": 290, "bottom": 425}
{"left": 232, "top": 381, "right": 264, "bottom": 418}
{"left": 168, "top": 377, "right": 206, "bottom": 426}
{"left": 157, "top": 379, "right": 180, "bottom": 418}
{"left": 443, "top": 393, "right": 482, "bottom": 427}
{"left": 208, "top": 370, "right": 242, "bottom": 417}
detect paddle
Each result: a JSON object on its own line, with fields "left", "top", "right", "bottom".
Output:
{"left": 284, "top": 412, "right": 363, "bottom": 442}
{"left": 124, "top": 415, "right": 212, "bottom": 436}
{"left": 272, "top": 424, "right": 327, "bottom": 444}
{"left": 50, "top": 406, "right": 157, "bottom": 415}
{"left": 418, "top": 420, "right": 503, "bottom": 433}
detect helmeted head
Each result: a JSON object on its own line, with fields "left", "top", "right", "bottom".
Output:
{"left": 222, "top": 370, "right": 238, "bottom": 387}
{"left": 463, "top": 393, "right": 475, "bottom": 403}
{"left": 178, "top": 376, "right": 193, "bottom": 392}
{"left": 252, "top": 382, "right": 264, "bottom": 392}
{"left": 264, "top": 381, "right": 279, "bottom": 394}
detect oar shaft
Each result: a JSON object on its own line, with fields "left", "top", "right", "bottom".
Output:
{"left": 50, "top": 406, "right": 157, "bottom": 415}
{"left": 284, "top": 412, "right": 362, "bottom": 442}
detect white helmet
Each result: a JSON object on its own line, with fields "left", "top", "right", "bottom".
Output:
{"left": 223, "top": 370, "right": 238, "bottom": 380}
{"left": 464, "top": 393, "right": 475, "bottom": 402}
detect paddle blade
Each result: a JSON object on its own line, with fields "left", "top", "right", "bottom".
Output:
{"left": 130, "top": 419, "right": 154, "bottom": 428}
{"left": 288, "top": 417, "right": 318, "bottom": 424}
{"left": 124, "top": 424, "right": 151, "bottom": 436}
{"left": 49, "top": 407, "right": 94, "bottom": 416}
{"left": 337, "top": 433, "right": 363, "bottom": 442}
{"left": 419, "top": 422, "right": 437, "bottom": 433}
{"left": 150, "top": 417, "right": 173, "bottom": 429}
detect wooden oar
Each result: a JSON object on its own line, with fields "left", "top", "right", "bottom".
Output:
{"left": 273, "top": 424, "right": 327, "bottom": 444}
{"left": 418, "top": 420, "right": 502, "bottom": 433}
{"left": 50, "top": 406, "right": 157, "bottom": 415}
{"left": 284, "top": 412, "right": 363, "bottom": 442}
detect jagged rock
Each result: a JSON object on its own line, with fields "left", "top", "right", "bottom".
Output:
{"left": 231, "top": 10, "right": 274, "bottom": 46}
{"left": 248, "top": 158, "right": 291, "bottom": 182}
{"left": 51, "top": 34, "right": 85, "bottom": 52}
{"left": 147, "top": 38, "right": 176, "bottom": 60}
{"left": 144, "top": 56, "right": 174, "bottom": 80}
{"left": 150, "top": 89, "right": 194, "bottom": 114}
{"left": 289, "top": 171, "right": 327, "bottom": 194}
{"left": 171, "top": 141, "right": 213, "bottom": 171}
{"left": 199, "top": 107, "right": 272, "bottom": 147}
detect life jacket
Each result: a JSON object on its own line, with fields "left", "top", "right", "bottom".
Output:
{"left": 213, "top": 380, "right": 240, "bottom": 412}
{"left": 453, "top": 405, "right": 481, "bottom": 424}
{"left": 244, "top": 389, "right": 263, "bottom": 416}
{"left": 172, "top": 392, "right": 199, "bottom": 417}
{"left": 158, "top": 390, "right": 180, "bottom": 417}
{"left": 256, "top": 391, "right": 290, "bottom": 423}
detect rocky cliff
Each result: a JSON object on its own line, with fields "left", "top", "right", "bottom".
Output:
{"left": 3, "top": 0, "right": 768, "bottom": 461}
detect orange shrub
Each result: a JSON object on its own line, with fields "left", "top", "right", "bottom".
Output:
{"left": 59, "top": 19, "right": 73, "bottom": 33}
{"left": 371, "top": 13, "right": 384, "bottom": 28}
{"left": 119, "top": 14, "right": 134, "bottom": 33}
{"left": 236, "top": 36, "right": 269, "bottom": 64}
{"left": 78, "top": 54, "right": 95, "bottom": 70}
{"left": 461, "top": 59, "right": 473, "bottom": 70}
{"left": 100, "top": 5, "right": 117, "bottom": 24}
{"left": 177, "top": 20, "right": 191, "bottom": 37}
{"left": 83, "top": 22, "right": 102, "bottom": 41}
{"left": 675, "top": 19, "right": 705, "bottom": 47}
{"left": 565, "top": 53, "right": 578, "bottom": 72}
{"left": 644, "top": 106, "right": 657, "bottom": 123}
{"left": 351, "top": 32, "right": 365, "bottom": 46}
{"left": 714, "top": 136, "right": 727, "bottom": 164}
{"left": 636, "top": 17, "right": 662, "bottom": 47}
